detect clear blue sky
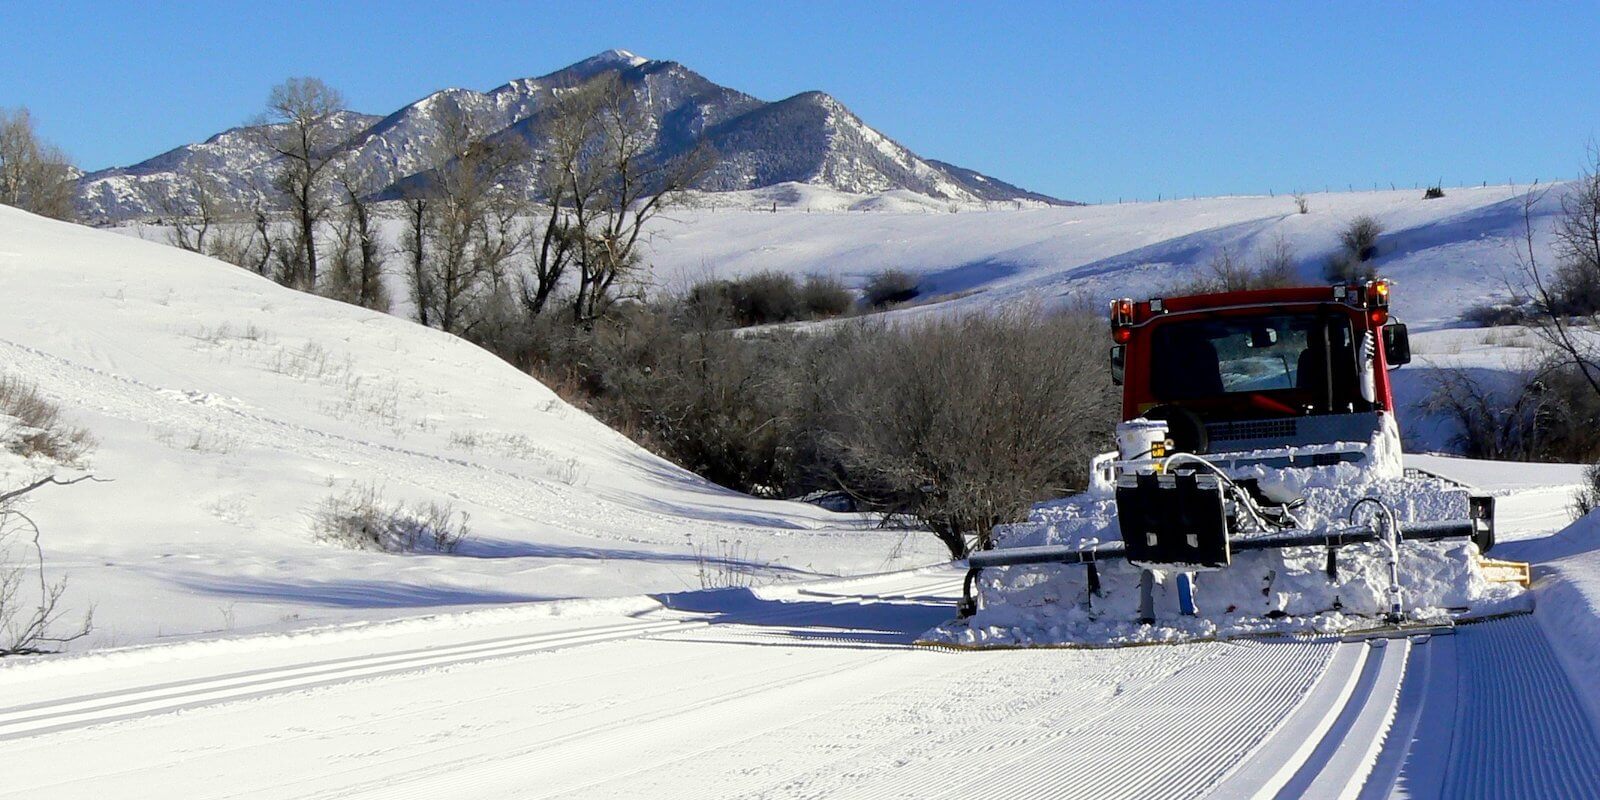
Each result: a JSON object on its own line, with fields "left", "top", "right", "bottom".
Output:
{"left": 3, "top": 1, "right": 1596, "bottom": 202}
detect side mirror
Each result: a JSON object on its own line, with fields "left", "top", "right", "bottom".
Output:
{"left": 1383, "top": 323, "right": 1411, "bottom": 367}
{"left": 1110, "top": 345, "right": 1126, "bottom": 386}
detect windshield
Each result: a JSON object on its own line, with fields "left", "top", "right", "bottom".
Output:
{"left": 1149, "top": 313, "right": 1358, "bottom": 402}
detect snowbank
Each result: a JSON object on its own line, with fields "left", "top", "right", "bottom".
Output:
{"left": 1497, "top": 511, "right": 1600, "bottom": 723}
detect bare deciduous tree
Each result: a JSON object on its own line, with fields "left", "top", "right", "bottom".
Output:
{"left": 1429, "top": 157, "right": 1600, "bottom": 465}
{"left": 400, "top": 192, "right": 433, "bottom": 327}
{"left": 0, "top": 474, "right": 97, "bottom": 657}
{"left": 1549, "top": 148, "right": 1600, "bottom": 316}
{"left": 0, "top": 107, "right": 77, "bottom": 221}
{"left": 256, "top": 78, "right": 348, "bottom": 290}
{"left": 1517, "top": 162, "right": 1600, "bottom": 400}
{"left": 407, "top": 104, "right": 529, "bottom": 335}
{"left": 535, "top": 73, "right": 713, "bottom": 325}
{"left": 155, "top": 163, "right": 233, "bottom": 254}
{"left": 323, "top": 166, "right": 390, "bottom": 312}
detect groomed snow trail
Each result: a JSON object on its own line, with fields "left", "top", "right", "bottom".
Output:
{"left": 1, "top": 567, "right": 1592, "bottom": 799}
{"left": 1382, "top": 617, "right": 1600, "bottom": 800}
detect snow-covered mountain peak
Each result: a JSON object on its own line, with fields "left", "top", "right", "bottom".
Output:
{"left": 587, "top": 48, "right": 650, "bottom": 67}
{"left": 73, "top": 52, "right": 1069, "bottom": 221}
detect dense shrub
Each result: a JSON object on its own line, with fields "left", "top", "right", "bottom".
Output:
{"left": 1462, "top": 301, "right": 1533, "bottom": 327}
{"left": 862, "top": 269, "right": 921, "bottom": 307}
{"left": 1326, "top": 215, "right": 1385, "bottom": 282}
{"left": 725, "top": 271, "right": 803, "bottom": 326}
{"left": 800, "top": 274, "right": 853, "bottom": 318}
{"left": 313, "top": 482, "right": 470, "bottom": 553}
{"left": 1423, "top": 359, "right": 1600, "bottom": 464}
{"left": 1179, "top": 239, "right": 1301, "bottom": 294}
{"left": 499, "top": 298, "right": 1117, "bottom": 557}
{"left": 0, "top": 376, "right": 94, "bottom": 465}
{"left": 680, "top": 272, "right": 855, "bottom": 328}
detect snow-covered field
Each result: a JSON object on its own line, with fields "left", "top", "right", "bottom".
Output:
{"left": 9, "top": 180, "right": 1600, "bottom": 796}
{"left": 636, "top": 182, "right": 1551, "bottom": 330}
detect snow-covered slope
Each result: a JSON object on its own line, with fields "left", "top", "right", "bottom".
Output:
{"left": 0, "top": 205, "right": 943, "bottom": 648}
{"left": 640, "top": 183, "right": 1557, "bottom": 330}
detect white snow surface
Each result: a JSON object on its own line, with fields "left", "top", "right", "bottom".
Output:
{"left": 0, "top": 205, "right": 945, "bottom": 650}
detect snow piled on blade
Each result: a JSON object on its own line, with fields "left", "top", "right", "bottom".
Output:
{"left": 923, "top": 430, "right": 1529, "bottom": 648}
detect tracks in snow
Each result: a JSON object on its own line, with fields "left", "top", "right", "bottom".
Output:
{"left": 1413, "top": 616, "right": 1600, "bottom": 800}
{"left": 0, "top": 614, "right": 706, "bottom": 741}
{"left": 1217, "top": 615, "right": 1600, "bottom": 800}
{"left": 0, "top": 571, "right": 963, "bottom": 743}
{"left": 2, "top": 575, "right": 1597, "bottom": 800}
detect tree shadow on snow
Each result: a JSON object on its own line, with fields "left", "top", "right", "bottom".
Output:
{"left": 169, "top": 574, "right": 554, "bottom": 608}
{"left": 650, "top": 586, "right": 958, "bottom": 650}
{"left": 455, "top": 537, "right": 825, "bottom": 579}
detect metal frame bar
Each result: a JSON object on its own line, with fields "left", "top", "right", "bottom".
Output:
{"left": 958, "top": 519, "right": 1476, "bottom": 618}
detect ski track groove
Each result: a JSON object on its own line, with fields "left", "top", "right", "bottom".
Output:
{"left": 1436, "top": 616, "right": 1600, "bottom": 800}
{"left": 288, "top": 651, "right": 901, "bottom": 800}
{"left": 1356, "top": 638, "right": 1433, "bottom": 800}
{"left": 0, "top": 615, "right": 706, "bottom": 741}
{"left": 0, "top": 574, "right": 957, "bottom": 744}
{"left": 1274, "top": 639, "right": 1409, "bottom": 800}
{"left": 233, "top": 577, "right": 963, "bottom": 800}
{"left": 0, "top": 637, "right": 733, "bottom": 794}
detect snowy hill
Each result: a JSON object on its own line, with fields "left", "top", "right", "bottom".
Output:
{"left": 74, "top": 50, "right": 1069, "bottom": 223}
{"left": 639, "top": 183, "right": 1556, "bottom": 330}
{"left": 0, "top": 205, "right": 942, "bottom": 648}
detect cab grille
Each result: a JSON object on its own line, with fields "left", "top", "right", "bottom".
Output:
{"left": 1207, "top": 418, "right": 1299, "bottom": 442}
